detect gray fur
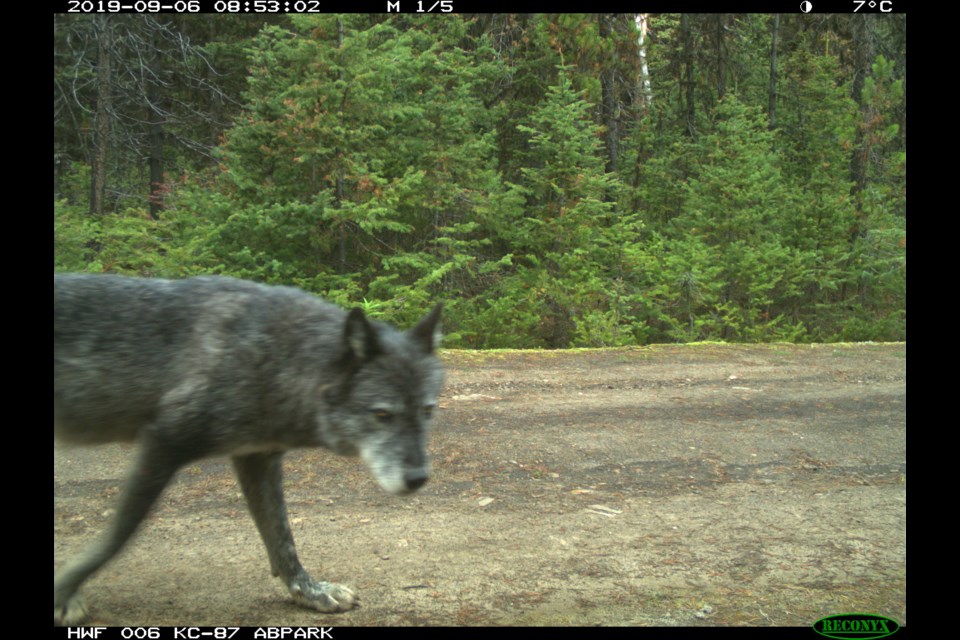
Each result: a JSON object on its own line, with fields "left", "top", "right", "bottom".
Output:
{"left": 54, "top": 274, "right": 444, "bottom": 624}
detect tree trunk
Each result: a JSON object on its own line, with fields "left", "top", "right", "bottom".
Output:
{"left": 91, "top": 14, "right": 111, "bottom": 216}
{"left": 768, "top": 14, "right": 779, "bottom": 130}
{"left": 849, "top": 13, "right": 877, "bottom": 203}
{"left": 598, "top": 14, "right": 618, "bottom": 173}
{"left": 715, "top": 14, "right": 726, "bottom": 100}
{"left": 634, "top": 14, "right": 653, "bottom": 112}
{"left": 681, "top": 14, "right": 695, "bottom": 137}
{"left": 147, "top": 77, "right": 164, "bottom": 219}
{"left": 336, "top": 16, "right": 347, "bottom": 275}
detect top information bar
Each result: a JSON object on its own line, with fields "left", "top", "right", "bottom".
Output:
{"left": 51, "top": 1, "right": 905, "bottom": 14}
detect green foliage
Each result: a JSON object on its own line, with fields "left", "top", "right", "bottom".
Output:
{"left": 841, "top": 54, "right": 906, "bottom": 341}
{"left": 775, "top": 50, "right": 860, "bottom": 340}
{"left": 54, "top": 14, "right": 906, "bottom": 347}
{"left": 54, "top": 199, "right": 100, "bottom": 273}
{"left": 55, "top": 200, "right": 175, "bottom": 276}
{"left": 481, "top": 69, "right": 641, "bottom": 347}
{"left": 658, "top": 97, "right": 805, "bottom": 342}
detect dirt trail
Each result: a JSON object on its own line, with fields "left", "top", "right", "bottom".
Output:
{"left": 54, "top": 343, "right": 906, "bottom": 626}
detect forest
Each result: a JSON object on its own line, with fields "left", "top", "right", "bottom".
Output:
{"left": 53, "top": 13, "right": 906, "bottom": 348}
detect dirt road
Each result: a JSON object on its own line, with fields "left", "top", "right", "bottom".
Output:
{"left": 54, "top": 343, "right": 906, "bottom": 626}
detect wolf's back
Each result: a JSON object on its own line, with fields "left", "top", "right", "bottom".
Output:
{"left": 53, "top": 274, "right": 335, "bottom": 444}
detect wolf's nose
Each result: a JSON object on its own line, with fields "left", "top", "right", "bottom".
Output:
{"left": 404, "top": 470, "right": 429, "bottom": 492}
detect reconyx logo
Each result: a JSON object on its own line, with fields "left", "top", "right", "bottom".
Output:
{"left": 814, "top": 613, "right": 900, "bottom": 639}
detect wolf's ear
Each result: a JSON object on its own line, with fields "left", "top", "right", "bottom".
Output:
{"left": 410, "top": 303, "right": 443, "bottom": 354}
{"left": 344, "top": 308, "right": 382, "bottom": 361}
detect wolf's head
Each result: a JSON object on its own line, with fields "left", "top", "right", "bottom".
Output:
{"left": 322, "top": 304, "right": 444, "bottom": 495}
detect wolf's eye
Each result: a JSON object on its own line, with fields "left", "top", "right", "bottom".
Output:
{"left": 372, "top": 409, "right": 393, "bottom": 422}
{"left": 422, "top": 404, "right": 435, "bottom": 419}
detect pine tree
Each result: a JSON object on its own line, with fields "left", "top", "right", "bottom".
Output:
{"left": 664, "top": 96, "right": 803, "bottom": 341}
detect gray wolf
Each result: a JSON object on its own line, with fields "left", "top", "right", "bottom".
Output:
{"left": 54, "top": 274, "right": 443, "bottom": 625}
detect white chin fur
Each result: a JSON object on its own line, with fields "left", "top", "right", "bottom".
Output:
{"left": 359, "top": 447, "right": 406, "bottom": 494}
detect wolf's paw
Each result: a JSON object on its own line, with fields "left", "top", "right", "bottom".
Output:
{"left": 288, "top": 578, "right": 359, "bottom": 613}
{"left": 54, "top": 595, "right": 88, "bottom": 626}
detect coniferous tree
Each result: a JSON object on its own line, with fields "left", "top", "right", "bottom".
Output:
{"left": 54, "top": 13, "right": 906, "bottom": 346}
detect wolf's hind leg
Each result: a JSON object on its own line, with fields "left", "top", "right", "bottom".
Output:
{"left": 55, "top": 443, "right": 181, "bottom": 625}
{"left": 232, "top": 452, "right": 359, "bottom": 613}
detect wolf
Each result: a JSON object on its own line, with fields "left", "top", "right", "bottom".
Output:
{"left": 54, "top": 273, "right": 444, "bottom": 625}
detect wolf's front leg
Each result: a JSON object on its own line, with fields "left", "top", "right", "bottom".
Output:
{"left": 232, "top": 452, "right": 359, "bottom": 612}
